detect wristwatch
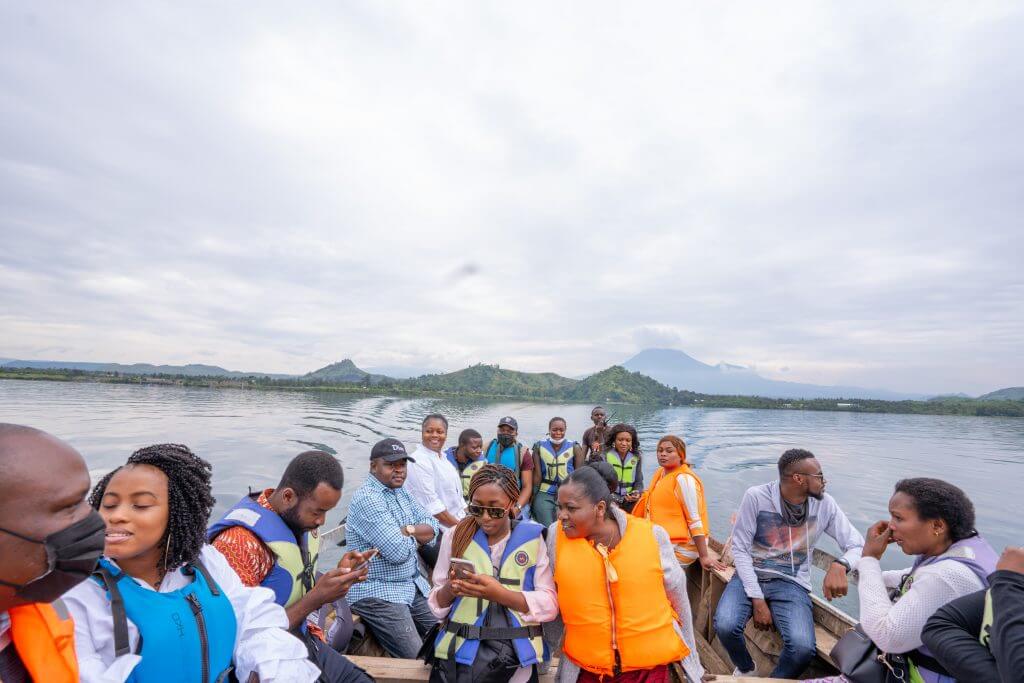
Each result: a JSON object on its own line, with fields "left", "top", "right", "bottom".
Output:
{"left": 833, "top": 558, "right": 852, "bottom": 572}
{"left": 404, "top": 524, "right": 416, "bottom": 537}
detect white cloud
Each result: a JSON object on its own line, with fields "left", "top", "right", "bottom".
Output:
{"left": 1, "top": 2, "right": 1022, "bottom": 395}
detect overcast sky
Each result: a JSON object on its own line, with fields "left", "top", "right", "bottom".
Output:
{"left": 1, "top": 2, "right": 1022, "bottom": 395}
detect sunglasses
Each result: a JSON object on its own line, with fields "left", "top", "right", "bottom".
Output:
{"left": 466, "top": 504, "right": 511, "bottom": 519}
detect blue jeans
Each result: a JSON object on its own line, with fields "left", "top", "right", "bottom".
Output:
{"left": 350, "top": 594, "right": 438, "bottom": 659}
{"left": 713, "top": 574, "right": 816, "bottom": 678}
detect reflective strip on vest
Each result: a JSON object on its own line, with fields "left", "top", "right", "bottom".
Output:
{"left": 434, "top": 522, "right": 544, "bottom": 666}
{"left": 536, "top": 440, "right": 575, "bottom": 494}
{"left": 605, "top": 451, "right": 639, "bottom": 495}
{"left": 554, "top": 515, "right": 687, "bottom": 675}
{"left": 459, "top": 460, "right": 486, "bottom": 497}
{"left": 8, "top": 601, "right": 79, "bottom": 683}
{"left": 207, "top": 495, "right": 321, "bottom": 608}
{"left": 980, "top": 589, "right": 994, "bottom": 648}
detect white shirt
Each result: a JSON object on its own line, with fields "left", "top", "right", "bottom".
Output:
{"left": 62, "top": 545, "right": 320, "bottom": 683}
{"left": 405, "top": 443, "right": 467, "bottom": 522}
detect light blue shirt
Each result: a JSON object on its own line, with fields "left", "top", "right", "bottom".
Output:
{"left": 344, "top": 474, "right": 439, "bottom": 606}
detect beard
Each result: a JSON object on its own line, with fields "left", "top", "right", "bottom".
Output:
{"left": 808, "top": 489, "right": 825, "bottom": 501}
{"left": 280, "top": 505, "right": 309, "bottom": 536}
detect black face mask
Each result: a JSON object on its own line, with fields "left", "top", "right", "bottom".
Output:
{"left": 496, "top": 433, "right": 515, "bottom": 449}
{"left": 0, "top": 509, "right": 106, "bottom": 602}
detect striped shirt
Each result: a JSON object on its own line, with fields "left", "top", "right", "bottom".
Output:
{"left": 344, "top": 475, "right": 439, "bottom": 606}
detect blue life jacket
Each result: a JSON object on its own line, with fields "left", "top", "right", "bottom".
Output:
{"left": 485, "top": 439, "right": 525, "bottom": 482}
{"left": 91, "top": 557, "right": 236, "bottom": 683}
{"left": 433, "top": 520, "right": 546, "bottom": 668}
{"left": 535, "top": 439, "right": 576, "bottom": 494}
{"left": 445, "top": 447, "right": 486, "bottom": 498}
{"left": 207, "top": 493, "right": 320, "bottom": 609}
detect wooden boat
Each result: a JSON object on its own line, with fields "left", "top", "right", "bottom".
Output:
{"left": 338, "top": 537, "right": 855, "bottom": 682}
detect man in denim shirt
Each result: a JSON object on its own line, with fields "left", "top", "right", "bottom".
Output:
{"left": 345, "top": 438, "right": 441, "bottom": 659}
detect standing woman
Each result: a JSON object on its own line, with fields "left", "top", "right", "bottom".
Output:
{"left": 531, "top": 417, "right": 585, "bottom": 527}
{"left": 62, "top": 444, "right": 319, "bottom": 682}
{"left": 427, "top": 464, "right": 557, "bottom": 683}
{"left": 601, "top": 424, "right": 643, "bottom": 512}
{"left": 634, "top": 436, "right": 725, "bottom": 571}
{"left": 550, "top": 466, "right": 706, "bottom": 683}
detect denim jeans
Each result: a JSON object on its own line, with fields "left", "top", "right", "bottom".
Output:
{"left": 713, "top": 574, "right": 816, "bottom": 678}
{"left": 350, "top": 594, "right": 438, "bottom": 660}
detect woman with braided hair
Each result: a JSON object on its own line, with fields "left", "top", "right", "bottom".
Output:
{"left": 427, "top": 463, "right": 557, "bottom": 683}
{"left": 62, "top": 444, "right": 320, "bottom": 682}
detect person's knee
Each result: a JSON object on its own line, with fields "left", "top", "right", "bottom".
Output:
{"left": 783, "top": 631, "right": 817, "bottom": 667}
{"left": 713, "top": 605, "right": 746, "bottom": 640}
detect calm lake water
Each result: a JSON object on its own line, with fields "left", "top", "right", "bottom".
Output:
{"left": 2, "top": 379, "right": 1021, "bottom": 615}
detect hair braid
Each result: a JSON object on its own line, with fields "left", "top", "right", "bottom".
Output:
{"left": 89, "top": 443, "right": 215, "bottom": 572}
{"left": 450, "top": 464, "right": 520, "bottom": 559}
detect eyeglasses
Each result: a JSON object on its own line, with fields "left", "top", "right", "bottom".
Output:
{"left": 466, "top": 504, "right": 511, "bottom": 519}
{"left": 798, "top": 472, "right": 827, "bottom": 484}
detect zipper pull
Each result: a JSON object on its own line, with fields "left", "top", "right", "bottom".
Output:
{"left": 186, "top": 593, "right": 203, "bottom": 614}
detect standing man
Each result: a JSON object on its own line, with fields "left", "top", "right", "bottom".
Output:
{"left": 714, "top": 449, "right": 864, "bottom": 679}
{"left": 581, "top": 406, "right": 609, "bottom": 460}
{"left": 484, "top": 416, "right": 534, "bottom": 517}
{"left": 0, "top": 424, "right": 106, "bottom": 683}
{"left": 209, "top": 450, "right": 373, "bottom": 683}
{"left": 345, "top": 438, "right": 441, "bottom": 659}
{"left": 405, "top": 414, "right": 466, "bottom": 528}
{"left": 443, "top": 428, "right": 485, "bottom": 500}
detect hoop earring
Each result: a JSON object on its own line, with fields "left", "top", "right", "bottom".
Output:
{"left": 162, "top": 535, "right": 171, "bottom": 573}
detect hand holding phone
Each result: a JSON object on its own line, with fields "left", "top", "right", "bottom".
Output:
{"left": 449, "top": 558, "right": 476, "bottom": 581}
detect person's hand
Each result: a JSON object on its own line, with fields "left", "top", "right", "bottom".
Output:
{"left": 337, "top": 549, "right": 373, "bottom": 574}
{"left": 862, "top": 520, "right": 893, "bottom": 560}
{"left": 451, "top": 573, "right": 501, "bottom": 601}
{"left": 996, "top": 546, "right": 1024, "bottom": 575}
{"left": 823, "top": 563, "right": 849, "bottom": 601}
{"left": 310, "top": 565, "right": 367, "bottom": 605}
{"left": 752, "top": 598, "right": 773, "bottom": 631}
{"left": 699, "top": 550, "right": 728, "bottom": 572}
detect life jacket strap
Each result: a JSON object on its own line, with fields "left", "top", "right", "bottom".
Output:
{"left": 444, "top": 622, "right": 543, "bottom": 641}
{"left": 92, "top": 566, "right": 134, "bottom": 657}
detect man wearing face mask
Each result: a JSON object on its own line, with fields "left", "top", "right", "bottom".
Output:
{"left": 484, "top": 417, "right": 534, "bottom": 518}
{"left": 0, "top": 423, "right": 106, "bottom": 683}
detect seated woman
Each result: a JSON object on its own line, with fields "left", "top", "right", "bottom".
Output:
{"left": 428, "top": 463, "right": 558, "bottom": 683}
{"left": 808, "top": 477, "right": 998, "bottom": 683}
{"left": 550, "top": 465, "right": 706, "bottom": 683}
{"left": 600, "top": 424, "right": 643, "bottom": 512}
{"left": 921, "top": 546, "right": 1024, "bottom": 682}
{"left": 63, "top": 444, "right": 320, "bottom": 682}
{"left": 531, "top": 417, "right": 586, "bottom": 527}
{"left": 633, "top": 435, "right": 725, "bottom": 571}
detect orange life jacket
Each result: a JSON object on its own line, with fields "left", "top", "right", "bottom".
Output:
{"left": 634, "top": 466, "right": 708, "bottom": 547}
{"left": 554, "top": 515, "right": 688, "bottom": 675}
{"left": 7, "top": 600, "right": 79, "bottom": 683}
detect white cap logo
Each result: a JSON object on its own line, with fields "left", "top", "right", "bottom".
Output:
{"left": 391, "top": 444, "right": 403, "bottom": 452}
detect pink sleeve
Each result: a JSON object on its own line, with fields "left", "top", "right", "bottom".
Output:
{"left": 428, "top": 527, "right": 456, "bottom": 620}
{"left": 520, "top": 537, "right": 559, "bottom": 623}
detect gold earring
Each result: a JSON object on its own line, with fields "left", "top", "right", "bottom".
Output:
{"left": 162, "top": 535, "right": 171, "bottom": 573}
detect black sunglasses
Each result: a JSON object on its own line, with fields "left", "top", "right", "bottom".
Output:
{"left": 466, "top": 504, "right": 511, "bottom": 519}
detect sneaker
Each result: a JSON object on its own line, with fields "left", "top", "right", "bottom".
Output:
{"left": 732, "top": 666, "right": 757, "bottom": 677}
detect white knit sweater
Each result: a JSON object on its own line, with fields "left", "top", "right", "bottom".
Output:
{"left": 857, "top": 555, "right": 986, "bottom": 653}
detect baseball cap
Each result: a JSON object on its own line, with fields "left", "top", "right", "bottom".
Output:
{"left": 370, "top": 438, "right": 415, "bottom": 463}
{"left": 498, "top": 416, "right": 518, "bottom": 430}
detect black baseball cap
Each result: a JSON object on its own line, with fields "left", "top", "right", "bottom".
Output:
{"left": 370, "top": 438, "right": 415, "bottom": 463}
{"left": 498, "top": 416, "right": 518, "bottom": 429}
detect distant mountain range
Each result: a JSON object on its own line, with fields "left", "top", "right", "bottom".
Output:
{"left": 0, "top": 359, "right": 294, "bottom": 379}
{"left": 4, "top": 352, "right": 1021, "bottom": 403}
{"left": 622, "top": 348, "right": 926, "bottom": 400}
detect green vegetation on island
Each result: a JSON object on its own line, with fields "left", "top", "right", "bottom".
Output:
{"left": 2, "top": 362, "right": 1022, "bottom": 418}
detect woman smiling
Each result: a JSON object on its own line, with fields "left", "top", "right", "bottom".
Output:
{"left": 62, "top": 444, "right": 319, "bottom": 682}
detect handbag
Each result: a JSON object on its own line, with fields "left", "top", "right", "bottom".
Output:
{"left": 830, "top": 624, "right": 910, "bottom": 683}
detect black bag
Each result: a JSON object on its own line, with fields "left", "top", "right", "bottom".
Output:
{"left": 830, "top": 624, "right": 910, "bottom": 683}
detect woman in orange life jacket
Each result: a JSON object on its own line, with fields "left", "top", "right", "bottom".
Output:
{"left": 600, "top": 424, "right": 644, "bottom": 513}
{"left": 548, "top": 465, "right": 708, "bottom": 683}
{"left": 633, "top": 435, "right": 726, "bottom": 572}
{"left": 427, "top": 464, "right": 557, "bottom": 683}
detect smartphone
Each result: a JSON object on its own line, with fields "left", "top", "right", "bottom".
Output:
{"left": 352, "top": 548, "right": 379, "bottom": 572}
{"left": 449, "top": 558, "right": 476, "bottom": 580}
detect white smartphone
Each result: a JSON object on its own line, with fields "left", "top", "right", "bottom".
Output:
{"left": 449, "top": 558, "right": 476, "bottom": 580}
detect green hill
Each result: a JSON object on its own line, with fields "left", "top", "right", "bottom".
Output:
{"left": 404, "top": 364, "right": 576, "bottom": 398}
{"left": 303, "top": 359, "right": 387, "bottom": 384}
{"left": 978, "top": 387, "right": 1024, "bottom": 401}
{"left": 564, "top": 366, "right": 684, "bottom": 404}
